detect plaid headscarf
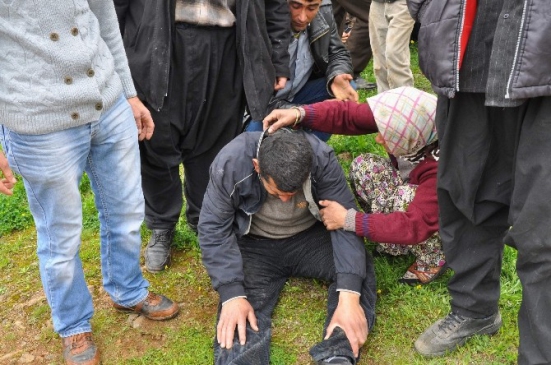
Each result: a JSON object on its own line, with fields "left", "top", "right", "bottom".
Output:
{"left": 367, "top": 87, "right": 437, "bottom": 157}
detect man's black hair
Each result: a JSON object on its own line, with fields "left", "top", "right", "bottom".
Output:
{"left": 258, "top": 130, "right": 313, "bottom": 192}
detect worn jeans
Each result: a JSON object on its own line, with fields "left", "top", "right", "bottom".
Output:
{"left": 0, "top": 95, "right": 149, "bottom": 337}
{"left": 214, "top": 223, "right": 377, "bottom": 364}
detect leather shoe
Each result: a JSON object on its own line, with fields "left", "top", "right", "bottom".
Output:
{"left": 113, "top": 292, "right": 180, "bottom": 320}
{"left": 145, "top": 228, "right": 175, "bottom": 273}
{"left": 353, "top": 77, "right": 376, "bottom": 90}
{"left": 62, "top": 332, "right": 100, "bottom": 365}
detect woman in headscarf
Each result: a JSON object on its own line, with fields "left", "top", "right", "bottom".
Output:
{"left": 263, "top": 87, "right": 444, "bottom": 284}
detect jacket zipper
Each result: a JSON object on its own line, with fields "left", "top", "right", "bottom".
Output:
{"left": 505, "top": 0, "right": 528, "bottom": 99}
{"left": 455, "top": 0, "right": 467, "bottom": 93}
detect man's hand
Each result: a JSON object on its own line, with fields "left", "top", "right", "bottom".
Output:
{"left": 262, "top": 108, "right": 297, "bottom": 133}
{"left": 217, "top": 298, "right": 258, "bottom": 349}
{"left": 0, "top": 151, "right": 16, "bottom": 196}
{"left": 274, "top": 77, "right": 287, "bottom": 91}
{"left": 325, "top": 291, "right": 368, "bottom": 358}
{"left": 330, "top": 74, "right": 359, "bottom": 102}
{"left": 319, "top": 200, "right": 347, "bottom": 230}
{"left": 127, "top": 97, "right": 154, "bottom": 141}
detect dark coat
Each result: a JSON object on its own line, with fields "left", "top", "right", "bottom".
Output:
{"left": 198, "top": 130, "right": 367, "bottom": 303}
{"left": 114, "top": 0, "right": 290, "bottom": 120}
{"left": 408, "top": 0, "right": 551, "bottom": 99}
{"left": 269, "top": 0, "right": 353, "bottom": 110}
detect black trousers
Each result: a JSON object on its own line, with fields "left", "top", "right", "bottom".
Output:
{"left": 140, "top": 23, "right": 244, "bottom": 229}
{"left": 436, "top": 92, "right": 551, "bottom": 364}
{"left": 214, "top": 223, "right": 377, "bottom": 365}
{"left": 332, "top": 0, "right": 373, "bottom": 76}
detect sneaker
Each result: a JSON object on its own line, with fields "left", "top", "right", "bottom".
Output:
{"left": 145, "top": 228, "right": 175, "bottom": 273}
{"left": 353, "top": 77, "right": 376, "bottom": 90}
{"left": 61, "top": 332, "right": 100, "bottom": 365}
{"left": 113, "top": 292, "right": 180, "bottom": 320}
{"left": 415, "top": 312, "right": 502, "bottom": 357}
{"left": 318, "top": 356, "right": 353, "bottom": 364}
{"left": 398, "top": 262, "right": 447, "bottom": 285}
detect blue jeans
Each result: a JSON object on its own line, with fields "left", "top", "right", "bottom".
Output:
{"left": 214, "top": 223, "right": 377, "bottom": 364}
{"left": 0, "top": 95, "right": 149, "bottom": 337}
{"left": 245, "top": 78, "right": 335, "bottom": 142}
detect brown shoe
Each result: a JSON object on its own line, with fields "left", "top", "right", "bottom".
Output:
{"left": 113, "top": 292, "right": 179, "bottom": 320}
{"left": 62, "top": 332, "right": 100, "bottom": 365}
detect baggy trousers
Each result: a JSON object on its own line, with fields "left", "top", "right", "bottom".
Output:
{"left": 436, "top": 92, "right": 551, "bottom": 364}
{"left": 140, "top": 23, "right": 244, "bottom": 230}
{"left": 214, "top": 223, "right": 377, "bottom": 364}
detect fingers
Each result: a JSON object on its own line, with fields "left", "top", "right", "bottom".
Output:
{"left": 217, "top": 315, "right": 237, "bottom": 349}
{"left": 0, "top": 153, "right": 16, "bottom": 196}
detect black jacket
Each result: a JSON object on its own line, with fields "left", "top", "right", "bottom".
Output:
{"left": 269, "top": 0, "right": 353, "bottom": 111}
{"left": 115, "top": 0, "right": 290, "bottom": 120}
{"left": 198, "top": 130, "right": 369, "bottom": 303}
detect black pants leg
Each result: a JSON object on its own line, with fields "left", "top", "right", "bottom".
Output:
{"left": 141, "top": 24, "right": 244, "bottom": 230}
{"left": 214, "top": 223, "right": 376, "bottom": 365}
{"left": 504, "top": 96, "right": 551, "bottom": 365}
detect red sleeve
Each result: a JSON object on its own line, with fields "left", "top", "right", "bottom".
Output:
{"left": 354, "top": 159, "right": 439, "bottom": 245}
{"left": 301, "top": 100, "right": 378, "bottom": 135}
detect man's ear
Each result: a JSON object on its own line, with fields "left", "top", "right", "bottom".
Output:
{"left": 252, "top": 158, "right": 260, "bottom": 174}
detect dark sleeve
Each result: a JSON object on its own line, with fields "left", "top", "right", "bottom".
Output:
{"left": 113, "top": 0, "right": 129, "bottom": 35}
{"left": 312, "top": 138, "right": 367, "bottom": 293}
{"left": 265, "top": 0, "right": 291, "bottom": 78}
{"left": 324, "top": 13, "right": 353, "bottom": 89}
{"left": 407, "top": 0, "right": 431, "bottom": 22}
{"left": 301, "top": 101, "right": 378, "bottom": 135}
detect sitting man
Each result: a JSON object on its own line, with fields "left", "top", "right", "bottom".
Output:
{"left": 244, "top": 0, "right": 358, "bottom": 141}
{"left": 198, "top": 129, "right": 376, "bottom": 365}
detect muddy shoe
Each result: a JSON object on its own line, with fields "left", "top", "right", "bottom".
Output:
{"left": 62, "top": 332, "right": 100, "bottom": 365}
{"left": 415, "top": 312, "right": 502, "bottom": 357}
{"left": 113, "top": 292, "right": 180, "bottom": 320}
{"left": 145, "top": 228, "right": 175, "bottom": 273}
{"left": 399, "top": 262, "right": 447, "bottom": 285}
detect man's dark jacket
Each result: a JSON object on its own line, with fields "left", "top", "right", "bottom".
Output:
{"left": 114, "top": 0, "right": 290, "bottom": 120}
{"left": 270, "top": 0, "right": 353, "bottom": 110}
{"left": 198, "top": 130, "right": 370, "bottom": 304}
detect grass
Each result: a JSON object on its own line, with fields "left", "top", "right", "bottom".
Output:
{"left": 0, "top": 43, "right": 522, "bottom": 364}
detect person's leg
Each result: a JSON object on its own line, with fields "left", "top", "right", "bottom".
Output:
{"left": 384, "top": 0, "right": 415, "bottom": 89}
{"left": 280, "top": 223, "right": 376, "bottom": 363}
{"left": 369, "top": 1, "right": 390, "bottom": 92}
{"left": 214, "top": 236, "right": 288, "bottom": 365}
{"left": 333, "top": 0, "right": 373, "bottom": 77}
{"left": 176, "top": 24, "right": 244, "bottom": 229}
{"left": 2, "top": 124, "right": 95, "bottom": 337}
{"left": 85, "top": 96, "right": 150, "bottom": 307}
{"left": 505, "top": 96, "right": 551, "bottom": 365}
{"left": 415, "top": 93, "right": 519, "bottom": 356}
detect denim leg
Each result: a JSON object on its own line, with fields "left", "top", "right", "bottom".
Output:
{"left": 293, "top": 78, "right": 334, "bottom": 142}
{"left": 2, "top": 126, "right": 95, "bottom": 337}
{"left": 86, "top": 96, "right": 149, "bottom": 307}
{"left": 214, "top": 237, "right": 287, "bottom": 365}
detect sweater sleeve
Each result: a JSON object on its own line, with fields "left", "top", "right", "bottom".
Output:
{"left": 89, "top": 0, "right": 137, "bottom": 98}
{"left": 301, "top": 101, "right": 378, "bottom": 135}
{"left": 355, "top": 159, "right": 439, "bottom": 244}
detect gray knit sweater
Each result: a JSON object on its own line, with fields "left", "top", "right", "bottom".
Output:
{"left": 0, "top": 0, "right": 137, "bottom": 135}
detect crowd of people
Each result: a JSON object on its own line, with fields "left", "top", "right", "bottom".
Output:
{"left": 1, "top": 0, "right": 550, "bottom": 364}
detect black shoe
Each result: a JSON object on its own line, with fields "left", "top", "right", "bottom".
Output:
{"left": 144, "top": 228, "right": 175, "bottom": 273}
{"left": 318, "top": 356, "right": 353, "bottom": 365}
{"left": 113, "top": 292, "right": 180, "bottom": 320}
{"left": 353, "top": 77, "right": 376, "bottom": 90}
{"left": 415, "top": 312, "right": 502, "bottom": 357}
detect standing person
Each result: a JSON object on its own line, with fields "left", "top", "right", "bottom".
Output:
{"left": 369, "top": 0, "right": 415, "bottom": 92}
{"left": 264, "top": 87, "right": 445, "bottom": 284}
{"left": 199, "top": 130, "right": 376, "bottom": 365}
{"left": 115, "top": 0, "right": 290, "bottom": 272}
{"left": 0, "top": 1, "right": 180, "bottom": 364}
{"left": 244, "top": 0, "right": 358, "bottom": 142}
{"left": 408, "top": 0, "right": 551, "bottom": 363}
{"left": 332, "top": 0, "right": 376, "bottom": 90}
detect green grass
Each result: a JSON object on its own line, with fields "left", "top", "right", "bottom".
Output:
{"left": 0, "top": 44, "right": 522, "bottom": 364}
